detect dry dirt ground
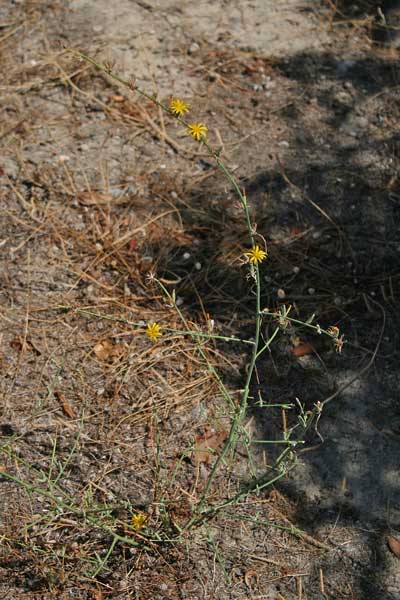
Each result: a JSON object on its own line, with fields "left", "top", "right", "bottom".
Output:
{"left": 1, "top": 0, "right": 400, "bottom": 598}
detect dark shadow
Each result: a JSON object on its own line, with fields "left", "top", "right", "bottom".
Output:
{"left": 140, "top": 41, "right": 400, "bottom": 597}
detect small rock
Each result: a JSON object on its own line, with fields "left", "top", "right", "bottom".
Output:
{"left": 340, "top": 112, "right": 369, "bottom": 137}
{"left": 336, "top": 60, "right": 356, "bottom": 75}
{"left": 332, "top": 90, "right": 354, "bottom": 111}
{"left": 188, "top": 42, "right": 200, "bottom": 55}
{"left": 2, "top": 157, "right": 19, "bottom": 178}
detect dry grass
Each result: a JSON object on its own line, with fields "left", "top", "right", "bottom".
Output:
{"left": 1, "top": 1, "right": 400, "bottom": 598}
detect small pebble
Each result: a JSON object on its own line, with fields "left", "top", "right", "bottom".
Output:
{"left": 188, "top": 42, "right": 200, "bottom": 54}
{"left": 195, "top": 262, "right": 201, "bottom": 270}
{"left": 308, "top": 287, "right": 315, "bottom": 295}
{"left": 277, "top": 288, "right": 286, "bottom": 299}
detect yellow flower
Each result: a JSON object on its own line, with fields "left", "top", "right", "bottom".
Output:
{"left": 146, "top": 322, "right": 162, "bottom": 342}
{"left": 245, "top": 245, "right": 267, "bottom": 264}
{"left": 131, "top": 513, "right": 148, "bottom": 530}
{"left": 169, "top": 97, "right": 190, "bottom": 116}
{"left": 187, "top": 123, "right": 207, "bottom": 141}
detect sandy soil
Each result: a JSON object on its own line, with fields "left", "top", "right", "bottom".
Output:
{"left": 1, "top": 0, "right": 400, "bottom": 598}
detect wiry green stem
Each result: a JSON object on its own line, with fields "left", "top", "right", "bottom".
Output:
{"left": 62, "top": 50, "right": 309, "bottom": 530}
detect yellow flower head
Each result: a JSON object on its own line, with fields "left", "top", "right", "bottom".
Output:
{"left": 169, "top": 97, "right": 190, "bottom": 117}
{"left": 187, "top": 123, "right": 207, "bottom": 141}
{"left": 146, "top": 322, "right": 162, "bottom": 342}
{"left": 131, "top": 512, "right": 148, "bottom": 531}
{"left": 245, "top": 245, "right": 267, "bottom": 265}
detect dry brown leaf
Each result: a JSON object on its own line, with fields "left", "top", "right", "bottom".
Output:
{"left": 244, "top": 569, "right": 259, "bottom": 589}
{"left": 55, "top": 390, "right": 75, "bottom": 418}
{"left": 193, "top": 428, "right": 227, "bottom": 465}
{"left": 291, "top": 342, "right": 314, "bottom": 357}
{"left": 128, "top": 239, "right": 138, "bottom": 252}
{"left": 9, "top": 337, "right": 41, "bottom": 353}
{"left": 77, "top": 192, "right": 113, "bottom": 206}
{"left": 93, "top": 340, "right": 114, "bottom": 360}
{"left": 10, "top": 337, "right": 24, "bottom": 351}
{"left": 290, "top": 226, "right": 306, "bottom": 236}
{"left": 387, "top": 536, "right": 400, "bottom": 558}
{"left": 146, "top": 222, "right": 195, "bottom": 245}
{"left": 93, "top": 340, "right": 123, "bottom": 361}
{"left": 110, "top": 95, "right": 125, "bottom": 102}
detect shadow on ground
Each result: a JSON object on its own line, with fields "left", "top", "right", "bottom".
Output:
{"left": 149, "top": 44, "right": 400, "bottom": 598}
